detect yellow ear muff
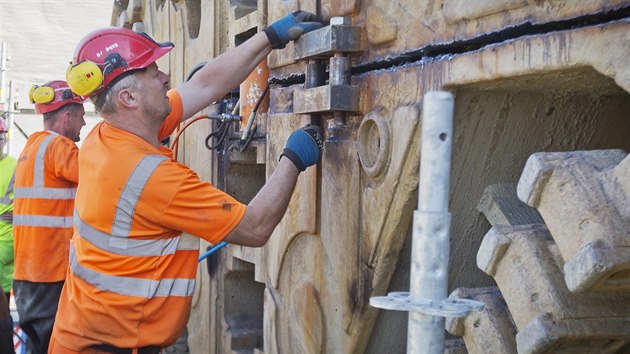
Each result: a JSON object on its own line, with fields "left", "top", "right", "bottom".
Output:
{"left": 66, "top": 61, "right": 103, "bottom": 97}
{"left": 28, "top": 85, "right": 55, "bottom": 104}
{"left": 28, "top": 85, "right": 38, "bottom": 104}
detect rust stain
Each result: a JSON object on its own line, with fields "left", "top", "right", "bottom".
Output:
{"left": 220, "top": 199, "right": 233, "bottom": 212}
{"left": 205, "top": 245, "right": 221, "bottom": 277}
{"left": 347, "top": 278, "right": 360, "bottom": 315}
{"left": 346, "top": 265, "right": 375, "bottom": 330}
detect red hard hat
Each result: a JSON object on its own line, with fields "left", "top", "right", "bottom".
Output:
{"left": 67, "top": 27, "right": 174, "bottom": 97}
{"left": 0, "top": 118, "right": 7, "bottom": 132}
{"left": 29, "top": 80, "right": 86, "bottom": 115}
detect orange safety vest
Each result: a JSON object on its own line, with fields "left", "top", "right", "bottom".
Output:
{"left": 13, "top": 131, "right": 78, "bottom": 282}
{"left": 52, "top": 90, "right": 246, "bottom": 350}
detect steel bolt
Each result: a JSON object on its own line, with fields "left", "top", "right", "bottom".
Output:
{"left": 330, "top": 17, "right": 351, "bottom": 26}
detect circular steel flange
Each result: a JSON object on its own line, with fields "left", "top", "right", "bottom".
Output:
{"left": 357, "top": 108, "right": 391, "bottom": 179}
{"left": 370, "top": 291, "right": 484, "bottom": 318}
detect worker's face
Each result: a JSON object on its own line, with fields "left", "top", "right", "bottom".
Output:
{"left": 139, "top": 63, "right": 171, "bottom": 122}
{"left": 65, "top": 105, "right": 86, "bottom": 142}
{"left": 0, "top": 132, "right": 6, "bottom": 154}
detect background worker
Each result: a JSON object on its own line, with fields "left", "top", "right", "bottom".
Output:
{"left": 0, "top": 117, "right": 16, "bottom": 354}
{"left": 12, "top": 80, "right": 86, "bottom": 354}
{"left": 50, "top": 11, "right": 322, "bottom": 353}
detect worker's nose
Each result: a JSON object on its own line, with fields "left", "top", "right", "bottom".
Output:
{"left": 160, "top": 71, "right": 171, "bottom": 90}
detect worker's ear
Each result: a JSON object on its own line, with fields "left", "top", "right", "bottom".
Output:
{"left": 117, "top": 87, "right": 139, "bottom": 109}
{"left": 61, "top": 109, "right": 72, "bottom": 126}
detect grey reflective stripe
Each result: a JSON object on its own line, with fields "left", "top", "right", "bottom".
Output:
{"left": 14, "top": 187, "right": 76, "bottom": 199}
{"left": 34, "top": 133, "right": 57, "bottom": 188}
{"left": 70, "top": 245, "right": 195, "bottom": 298}
{"left": 0, "top": 170, "right": 15, "bottom": 204}
{"left": 177, "top": 234, "right": 199, "bottom": 251}
{"left": 14, "top": 132, "right": 76, "bottom": 200}
{"left": 75, "top": 211, "right": 180, "bottom": 257}
{"left": 111, "top": 155, "right": 168, "bottom": 237}
{"left": 73, "top": 154, "right": 196, "bottom": 298}
{"left": 77, "top": 154, "right": 178, "bottom": 257}
{"left": 13, "top": 214, "right": 72, "bottom": 228}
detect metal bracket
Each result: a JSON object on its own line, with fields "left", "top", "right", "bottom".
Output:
{"left": 370, "top": 292, "right": 484, "bottom": 318}
{"left": 294, "top": 18, "right": 364, "bottom": 60}
{"left": 292, "top": 17, "right": 364, "bottom": 115}
{"left": 293, "top": 84, "right": 361, "bottom": 113}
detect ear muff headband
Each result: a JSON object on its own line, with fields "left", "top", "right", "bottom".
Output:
{"left": 66, "top": 60, "right": 104, "bottom": 97}
{"left": 28, "top": 85, "right": 56, "bottom": 104}
{"left": 66, "top": 53, "right": 129, "bottom": 97}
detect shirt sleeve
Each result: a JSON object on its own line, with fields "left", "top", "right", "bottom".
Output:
{"left": 157, "top": 162, "right": 247, "bottom": 244}
{"left": 158, "top": 90, "right": 184, "bottom": 141}
{"left": 48, "top": 137, "right": 79, "bottom": 184}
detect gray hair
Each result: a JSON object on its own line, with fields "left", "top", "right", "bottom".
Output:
{"left": 91, "top": 71, "right": 143, "bottom": 116}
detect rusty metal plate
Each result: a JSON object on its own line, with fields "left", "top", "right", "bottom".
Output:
{"left": 294, "top": 24, "right": 364, "bottom": 60}
{"left": 293, "top": 85, "right": 361, "bottom": 113}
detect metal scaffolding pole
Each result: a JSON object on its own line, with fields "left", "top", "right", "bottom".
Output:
{"left": 7, "top": 81, "right": 13, "bottom": 156}
{"left": 0, "top": 42, "right": 6, "bottom": 107}
{"left": 370, "top": 91, "right": 482, "bottom": 353}
{"left": 408, "top": 91, "right": 454, "bottom": 353}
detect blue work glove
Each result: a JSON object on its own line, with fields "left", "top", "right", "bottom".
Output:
{"left": 281, "top": 124, "right": 324, "bottom": 171}
{"left": 263, "top": 11, "right": 322, "bottom": 49}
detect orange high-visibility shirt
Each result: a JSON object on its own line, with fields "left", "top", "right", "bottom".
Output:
{"left": 13, "top": 131, "right": 79, "bottom": 282}
{"left": 52, "top": 90, "right": 246, "bottom": 350}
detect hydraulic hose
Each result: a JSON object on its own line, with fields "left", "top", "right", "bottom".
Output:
{"left": 198, "top": 241, "right": 228, "bottom": 262}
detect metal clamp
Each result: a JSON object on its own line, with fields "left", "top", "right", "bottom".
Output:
{"left": 292, "top": 17, "right": 364, "bottom": 114}
{"left": 370, "top": 292, "right": 484, "bottom": 318}
{"left": 294, "top": 17, "right": 363, "bottom": 60}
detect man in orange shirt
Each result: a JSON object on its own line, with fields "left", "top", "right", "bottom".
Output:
{"left": 13, "top": 81, "right": 86, "bottom": 354}
{"left": 50, "top": 12, "right": 322, "bottom": 353}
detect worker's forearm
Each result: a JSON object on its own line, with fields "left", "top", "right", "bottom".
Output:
{"left": 224, "top": 157, "right": 300, "bottom": 247}
{"left": 178, "top": 32, "right": 272, "bottom": 119}
{"left": 206, "top": 32, "right": 272, "bottom": 91}
{"left": 247, "top": 157, "right": 300, "bottom": 236}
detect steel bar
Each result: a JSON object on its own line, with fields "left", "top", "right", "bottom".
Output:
{"left": 0, "top": 43, "right": 6, "bottom": 107}
{"left": 7, "top": 81, "right": 13, "bottom": 156}
{"left": 408, "top": 91, "right": 454, "bottom": 353}
{"left": 293, "top": 22, "right": 363, "bottom": 61}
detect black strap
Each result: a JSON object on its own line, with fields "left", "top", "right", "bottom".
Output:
{"left": 91, "top": 344, "right": 161, "bottom": 354}
{"left": 280, "top": 148, "right": 305, "bottom": 171}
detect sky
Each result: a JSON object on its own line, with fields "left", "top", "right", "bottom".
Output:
{"left": 0, "top": 1, "right": 114, "bottom": 157}
{"left": 0, "top": 0, "right": 114, "bottom": 108}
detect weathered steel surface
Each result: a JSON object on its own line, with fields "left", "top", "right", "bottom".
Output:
{"left": 293, "top": 84, "right": 362, "bottom": 113}
{"left": 518, "top": 150, "right": 630, "bottom": 293}
{"left": 446, "top": 287, "right": 517, "bottom": 354}
{"left": 478, "top": 224, "right": 630, "bottom": 353}
{"left": 444, "top": 187, "right": 533, "bottom": 353}
{"left": 444, "top": 339, "right": 469, "bottom": 354}
{"left": 228, "top": 18, "right": 628, "bottom": 354}
{"left": 292, "top": 21, "right": 364, "bottom": 114}
{"left": 269, "top": 0, "right": 630, "bottom": 68}
{"left": 477, "top": 184, "right": 544, "bottom": 227}
{"left": 112, "top": 1, "right": 630, "bottom": 353}
{"left": 294, "top": 23, "right": 364, "bottom": 60}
